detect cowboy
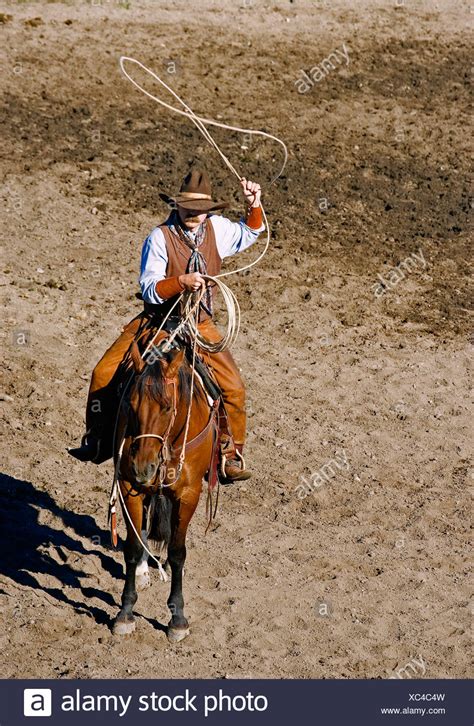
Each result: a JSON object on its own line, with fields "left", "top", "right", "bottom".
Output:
{"left": 69, "top": 168, "right": 264, "bottom": 482}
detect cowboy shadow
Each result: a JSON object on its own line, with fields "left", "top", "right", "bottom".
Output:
{"left": 0, "top": 473, "right": 125, "bottom": 625}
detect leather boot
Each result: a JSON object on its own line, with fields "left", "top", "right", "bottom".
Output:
{"left": 221, "top": 438, "right": 251, "bottom": 484}
{"left": 68, "top": 432, "right": 101, "bottom": 463}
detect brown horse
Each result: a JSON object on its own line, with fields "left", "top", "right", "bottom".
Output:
{"left": 112, "top": 335, "right": 218, "bottom": 642}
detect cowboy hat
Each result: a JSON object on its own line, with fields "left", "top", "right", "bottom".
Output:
{"left": 159, "top": 168, "right": 228, "bottom": 211}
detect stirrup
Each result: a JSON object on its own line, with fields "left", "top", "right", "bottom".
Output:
{"left": 220, "top": 449, "right": 247, "bottom": 477}
{"left": 235, "top": 448, "right": 246, "bottom": 469}
{"left": 220, "top": 453, "right": 228, "bottom": 479}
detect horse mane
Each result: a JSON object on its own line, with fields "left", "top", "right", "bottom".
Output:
{"left": 135, "top": 347, "right": 204, "bottom": 407}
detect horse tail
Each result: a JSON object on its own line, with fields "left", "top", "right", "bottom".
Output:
{"left": 147, "top": 491, "right": 172, "bottom": 545}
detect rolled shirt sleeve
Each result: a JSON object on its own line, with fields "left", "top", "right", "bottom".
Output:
{"left": 139, "top": 227, "right": 169, "bottom": 304}
{"left": 210, "top": 213, "right": 266, "bottom": 259}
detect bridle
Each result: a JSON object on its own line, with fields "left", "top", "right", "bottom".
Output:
{"left": 130, "top": 376, "right": 181, "bottom": 489}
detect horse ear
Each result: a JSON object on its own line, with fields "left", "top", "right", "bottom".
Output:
{"left": 165, "top": 348, "right": 185, "bottom": 380}
{"left": 130, "top": 340, "right": 145, "bottom": 373}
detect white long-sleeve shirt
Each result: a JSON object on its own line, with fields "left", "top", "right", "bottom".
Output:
{"left": 139, "top": 213, "right": 265, "bottom": 304}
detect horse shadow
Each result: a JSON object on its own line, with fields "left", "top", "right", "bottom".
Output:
{"left": 0, "top": 473, "right": 127, "bottom": 625}
{"left": 0, "top": 473, "right": 169, "bottom": 632}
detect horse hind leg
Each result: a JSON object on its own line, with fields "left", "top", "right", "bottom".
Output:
{"left": 147, "top": 491, "right": 172, "bottom": 581}
{"left": 136, "top": 529, "right": 151, "bottom": 591}
{"left": 136, "top": 500, "right": 169, "bottom": 590}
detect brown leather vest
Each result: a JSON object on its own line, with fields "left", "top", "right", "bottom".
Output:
{"left": 159, "top": 218, "right": 222, "bottom": 322}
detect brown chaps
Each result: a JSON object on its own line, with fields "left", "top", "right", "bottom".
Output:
{"left": 85, "top": 313, "right": 246, "bottom": 461}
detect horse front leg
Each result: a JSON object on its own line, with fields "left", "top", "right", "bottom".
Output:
{"left": 167, "top": 536, "right": 188, "bottom": 642}
{"left": 113, "top": 482, "right": 144, "bottom": 635}
{"left": 166, "top": 489, "right": 200, "bottom": 643}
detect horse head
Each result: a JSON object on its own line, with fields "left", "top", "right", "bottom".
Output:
{"left": 126, "top": 339, "right": 186, "bottom": 485}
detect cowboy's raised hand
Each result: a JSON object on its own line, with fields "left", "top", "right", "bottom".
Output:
{"left": 240, "top": 178, "right": 262, "bottom": 208}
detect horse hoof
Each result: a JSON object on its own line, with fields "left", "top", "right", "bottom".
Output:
{"left": 136, "top": 571, "right": 151, "bottom": 591}
{"left": 167, "top": 626, "right": 190, "bottom": 643}
{"left": 113, "top": 618, "right": 136, "bottom": 636}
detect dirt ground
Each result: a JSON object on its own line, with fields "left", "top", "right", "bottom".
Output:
{"left": 0, "top": 0, "right": 471, "bottom": 680}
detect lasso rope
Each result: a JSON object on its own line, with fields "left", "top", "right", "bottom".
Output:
{"left": 119, "top": 56, "right": 287, "bottom": 285}
{"left": 118, "top": 57, "right": 287, "bottom": 186}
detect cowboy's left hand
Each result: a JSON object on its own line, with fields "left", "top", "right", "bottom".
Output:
{"left": 240, "top": 178, "right": 262, "bottom": 207}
